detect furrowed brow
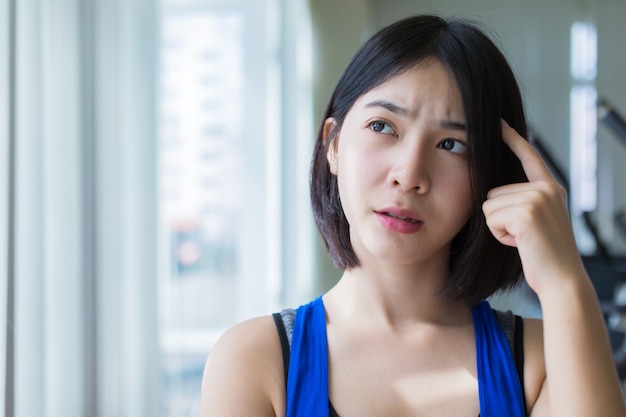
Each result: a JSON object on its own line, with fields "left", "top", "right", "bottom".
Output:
{"left": 364, "top": 99, "right": 409, "bottom": 116}
{"left": 439, "top": 120, "right": 467, "bottom": 132}
{"left": 364, "top": 99, "right": 467, "bottom": 132}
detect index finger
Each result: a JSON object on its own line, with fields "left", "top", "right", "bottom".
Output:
{"left": 501, "top": 119, "right": 553, "bottom": 182}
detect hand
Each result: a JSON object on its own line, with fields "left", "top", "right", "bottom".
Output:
{"left": 482, "top": 120, "right": 586, "bottom": 296}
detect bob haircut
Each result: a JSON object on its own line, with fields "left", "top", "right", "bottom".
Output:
{"left": 310, "top": 14, "right": 529, "bottom": 305}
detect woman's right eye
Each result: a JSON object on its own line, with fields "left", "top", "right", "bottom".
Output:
{"left": 369, "top": 121, "right": 394, "bottom": 134}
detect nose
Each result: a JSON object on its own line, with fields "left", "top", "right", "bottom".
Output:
{"left": 387, "top": 143, "right": 431, "bottom": 193}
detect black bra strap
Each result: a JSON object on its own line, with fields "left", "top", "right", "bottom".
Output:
{"left": 272, "top": 312, "right": 290, "bottom": 386}
{"left": 493, "top": 309, "right": 527, "bottom": 415}
{"left": 514, "top": 315, "right": 527, "bottom": 415}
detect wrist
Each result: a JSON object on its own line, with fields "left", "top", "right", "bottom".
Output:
{"left": 536, "top": 272, "right": 599, "bottom": 316}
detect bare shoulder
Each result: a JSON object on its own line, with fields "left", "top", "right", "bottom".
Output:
{"left": 522, "top": 317, "right": 546, "bottom": 414}
{"left": 200, "top": 315, "right": 286, "bottom": 417}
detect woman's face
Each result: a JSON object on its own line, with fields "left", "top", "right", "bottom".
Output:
{"left": 326, "top": 59, "right": 473, "bottom": 270}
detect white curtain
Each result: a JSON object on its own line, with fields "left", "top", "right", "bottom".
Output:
{"left": 1, "top": 0, "right": 320, "bottom": 415}
{"left": 1, "top": 0, "right": 14, "bottom": 414}
{"left": 3, "top": 0, "right": 160, "bottom": 416}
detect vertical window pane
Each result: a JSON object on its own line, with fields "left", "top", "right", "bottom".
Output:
{"left": 570, "top": 21, "right": 597, "bottom": 81}
{"left": 570, "top": 84, "right": 598, "bottom": 216}
{"left": 158, "top": 10, "right": 244, "bottom": 416}
{"left": 569, "top": 21, "right": 598, "bottom": 254}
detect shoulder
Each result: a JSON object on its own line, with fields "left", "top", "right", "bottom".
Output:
{"left": 522, "top": 317, "right": 546, "bottom": 414}
{"left": 200, "top": 315, "right": 285, "bottom": 417}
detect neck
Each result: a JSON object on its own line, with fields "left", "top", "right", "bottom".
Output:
{"left": 324, "top": 262, "right": 471, "bottom": 329}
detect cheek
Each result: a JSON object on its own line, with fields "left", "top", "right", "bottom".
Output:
{"left": 335, "top": 151, "right": 380, "bottom": 221}
{"left": 339, "top": 138, "right": 386, "bottom": 177}
{"left": 338, "top": 150, "right": 383, "bottom": 199}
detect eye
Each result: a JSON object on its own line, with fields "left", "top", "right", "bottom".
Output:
{"left": 369, "top": 121, "right": 395, "bottom": 135}
{"left": 438, "top": 138, "right": 467, "bottom": 154}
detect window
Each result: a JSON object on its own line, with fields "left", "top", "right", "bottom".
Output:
{"left": 158, "top": 9, "right": 247, "bottom": 415}
{"left": 569, "top": 20, "right": 598, "bottom": 253}
{"left": 1, "top": 0, "right": 312, "bottom": 414}
{"left": 157, "top": 0, "right": 313, "bottom": 414}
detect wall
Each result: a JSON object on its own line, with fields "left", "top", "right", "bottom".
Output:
{"left": 308, "top": 0, "right": 375, "bottom": 294}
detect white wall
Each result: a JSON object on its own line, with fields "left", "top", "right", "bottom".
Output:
{"left": 595, "top": 1, "right": 626, "bottom": 252}
{"left": 308, "top": 0, "right": 376, "bottom": 294}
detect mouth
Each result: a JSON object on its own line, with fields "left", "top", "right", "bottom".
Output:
{"left": 375, "top": 207, "right": 423, "bottom": 224}
{"left": 379, "top": 212, "right": 421, "bottom": 223}
{"left": 375, "top": 208, "right": 423, "bottom": 234}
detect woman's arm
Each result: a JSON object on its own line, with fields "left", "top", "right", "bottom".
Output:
{"left": 522, "top": 283, "right": 624, "bottom": 416}
{"left": 483, "top": 121, "right": 626, "bottom": 416}
{"left": 530, "top": 273, "right": 624, "bottom": 416}
{"left": 200, "top": 316, "right": 285, "bottom": 417}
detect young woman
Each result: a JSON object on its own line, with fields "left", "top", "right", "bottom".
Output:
{"left": 200, "top": 15, "right": 626, "bottom": 416}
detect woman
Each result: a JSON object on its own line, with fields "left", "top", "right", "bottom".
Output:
{"left": 200, "top": 14, "right": 626, "bottom": 416}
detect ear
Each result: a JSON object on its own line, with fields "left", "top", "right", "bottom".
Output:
{"left": 324, "top": 118, "right": 338, "bottom": 175}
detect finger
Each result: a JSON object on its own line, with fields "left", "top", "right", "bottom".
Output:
{"left": 501, "top": 119, "right": 553, "bottom": 182}
{"left": 487, "top": 181, "right": 544, "bottom": 199}
{"left": 482, "top": 204, "right": 520, "bottom": 248}
{"left": 483, "top": 191, "right": 533, "bottom": 215}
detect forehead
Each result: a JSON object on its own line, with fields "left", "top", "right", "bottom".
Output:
{"left": 351, "top": 59, "right": 465, "bottom": 120}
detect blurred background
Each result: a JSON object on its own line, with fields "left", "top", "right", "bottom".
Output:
{"left": 1, "top": 0, "right": 625, "bottom": 416}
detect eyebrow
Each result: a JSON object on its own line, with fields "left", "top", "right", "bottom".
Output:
{"left": 364, "top": 99, "right": 467, "bottom": 132}
{"left": 365, "top": 99, "right": 410, "bottom": 116}
{"left": 439, "top": 120, "right": 467, "bottom": 131}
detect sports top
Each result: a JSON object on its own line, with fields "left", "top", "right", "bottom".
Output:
{"left": 273, "top": 296, "right": 526, "bottom": 417}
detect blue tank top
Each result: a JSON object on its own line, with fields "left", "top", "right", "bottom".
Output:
{"left": 285, "top": 297, "right": 525, "bottom": 417}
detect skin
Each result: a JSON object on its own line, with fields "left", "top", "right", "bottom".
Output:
{"left": 200, "top": 60, "right": 626, "bottom": 416}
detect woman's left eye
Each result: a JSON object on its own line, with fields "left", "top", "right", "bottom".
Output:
{"left": 438, "top": 138, "right": 467, "bottom": 154}
{"left": 369, "top": 121, "right": 394, "bottom": 134}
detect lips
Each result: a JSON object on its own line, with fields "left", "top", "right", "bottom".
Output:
{"left": 381, "top": 212, "right": 420, "bottom": 223}
{"left": 375, "top": 207, "right": 423, "bottom": 233}
{"left": 376, "top": 207, "right": 422, "bottom": 223}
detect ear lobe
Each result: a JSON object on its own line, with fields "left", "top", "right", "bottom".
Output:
{"left": 323, "top": 118, "right": 338, "bottom": 175}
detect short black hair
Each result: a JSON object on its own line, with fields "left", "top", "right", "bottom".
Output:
{"left": 310, "top": 14, "right": 528, "bottom": 305}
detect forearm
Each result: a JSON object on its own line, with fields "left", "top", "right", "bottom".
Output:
{"left": 539, "top": 274, "right": 625, "bottom": 416}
